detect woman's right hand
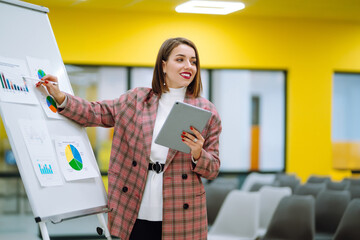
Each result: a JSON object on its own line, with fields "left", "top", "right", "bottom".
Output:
{"left": 37, "top": 74, "right": 66, "bottom": 105}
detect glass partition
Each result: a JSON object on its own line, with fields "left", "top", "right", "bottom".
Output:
{"left": 332, "top": 73, "right": 360, "bottom": 171}
{"left": 212, "top": 70, "right": 286, "bottom": 172}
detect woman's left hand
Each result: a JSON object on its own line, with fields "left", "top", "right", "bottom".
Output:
{"left": 181, "top": 126, "right": 204, "bottom": 160}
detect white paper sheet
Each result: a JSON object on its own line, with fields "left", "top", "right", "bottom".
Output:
{"left": 54, "top": 136, "right": 99, "bottom": 181}
{"left": 18, "top": 119, "right": 63, "bottom": 187}
{"left": 26, "top": 56, "right": 65, "bottom": 119}
{"left": 0, "top": 56, "right": 38, "bottom": 105}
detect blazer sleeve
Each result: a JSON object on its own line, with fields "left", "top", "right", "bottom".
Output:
{"left": 192, "top": 108, "right": 222, "bottom": 180}
{"left": 58, "top": 93, "right": 119, "bottom": 128}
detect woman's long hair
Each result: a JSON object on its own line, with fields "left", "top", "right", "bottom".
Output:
{"left": 152, "top": 37, "right": 202, "bottom": 98}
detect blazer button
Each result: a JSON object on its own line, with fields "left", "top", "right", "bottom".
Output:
{"left": 182, "top": 174, "right": 188, "bottom": 179}
{"left": 122, "top": 186, "right": 128, "bottom": 193}
{"left": 183, "top": 203, "right": 189, "bottom": 210}
{"left": 132, "top": 161, "right": 137, "bottom": 167}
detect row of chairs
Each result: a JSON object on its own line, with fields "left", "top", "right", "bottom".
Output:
{"left": 242, "top": 172, "right": 300, "bottom": 192}
{"left": 207, "top": 186, "right": 292, "bottom": 239}
{"left": 263, "top": 195, "right": 360, "bottom": 240}
{"left": 243, "top": 173, "right": 360, "bottom": 197}
{"left": 297, "top": 176, "right": 360, "bottom": 198}
{"left": 205, "top": 173, "right": 360, "bottom": 240}
{"left": 204, "top": 173, "right": 300, "bottom": 226}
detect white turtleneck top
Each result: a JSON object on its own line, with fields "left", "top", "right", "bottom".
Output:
{"left": 137, "top": 87, "right": 187, "bottom": 221}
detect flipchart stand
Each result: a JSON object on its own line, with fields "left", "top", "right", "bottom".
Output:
{"left": 0, "top": 1, "right": 113, "bottom": 239}
{"left": 38, "top": 211, "right": 112, "bottom": 240}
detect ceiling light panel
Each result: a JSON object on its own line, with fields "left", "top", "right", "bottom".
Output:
{"left": 175, "top": 0, "right": 245, "bottom": 15}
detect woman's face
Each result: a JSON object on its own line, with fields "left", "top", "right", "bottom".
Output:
{"left": 162, "top": 44, "right": 197, "bottom": 89}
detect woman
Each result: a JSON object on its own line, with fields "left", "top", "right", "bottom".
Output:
{"left": 41, "top": 37, "right": 222, "bottom": 240}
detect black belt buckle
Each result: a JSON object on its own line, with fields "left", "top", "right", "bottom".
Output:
{"left": 151, "top": 162, "right": 163, "bottom": 174}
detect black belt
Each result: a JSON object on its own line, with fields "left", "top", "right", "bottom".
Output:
{"left": 148, "top": 162, "right": 165, "bottom": 174}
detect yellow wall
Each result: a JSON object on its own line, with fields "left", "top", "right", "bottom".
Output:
{"left": 47, "top": 8, "right": 360, "bottom": 181}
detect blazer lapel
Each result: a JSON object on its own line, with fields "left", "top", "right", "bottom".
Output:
{"left": 142, "top": 92, "right": 159, "bottom": 160}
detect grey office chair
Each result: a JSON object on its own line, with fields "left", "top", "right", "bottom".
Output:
{"left": 294, "top": 182, "right": 326, "bottom": 199}
{"left": 333, "top": 199, "right": 360, "bottom": 240}
{"left": 262, "top": 195, "right": 315, "bottom": 240}
{"left": 306, "top": 175, "right": 331, "bottom": 184}
{"left": 274, "top": 174, "right": 300, "bottom": 193}
{"left": 204, "top": 182, "right": 234, "bottom": 226}
{"left": 315, "top": 190, "right": 351, "bottom": 240}
{"left": 346, "top": 185, "right": 360, "bottom": 199}
{"left": 344, "top": 177, "right": 360, "bottom": 186}
{"left": 326, "top": 180, "right": 349, "bottom": 191}
{"left": 208, "top": 190, "right": 259, "bottom": 240}
{"left": 241, "top": 172, "right": 276, "bottom": 192}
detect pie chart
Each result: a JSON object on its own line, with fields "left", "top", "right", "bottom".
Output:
{"left": 46, "top": 96, "right": 57, "bottom": 113}
{"left": 65, "top": 144, "right": 83, "bottom": 171}
{"left": 37, "top": 69, "right": 46, "bottom": 79}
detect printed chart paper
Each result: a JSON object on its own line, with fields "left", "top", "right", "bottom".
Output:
{"left": 18, "top": 119, "right": 63, "bottom": 187}
{"left": 26, "top": 56, "right": 64, "bottom": 119}
{"left": 54, "top": 136, "right": 99, "bottom": 181}
{"left": 0, "top": 56, "right": 38, "bottom": 105}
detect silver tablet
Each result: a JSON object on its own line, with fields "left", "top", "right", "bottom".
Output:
{"left": 155, "top": 101, "right": 212, "bottom": 153}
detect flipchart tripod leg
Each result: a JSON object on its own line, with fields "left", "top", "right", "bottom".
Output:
{"left": 97, "top": 213, "right": 112, "bottom": 240}
{"left": 38, "top": 221, "right": 50, "bottom": 240}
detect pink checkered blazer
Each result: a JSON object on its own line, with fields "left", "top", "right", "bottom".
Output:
{"left": 59, "top": 87, "right": 222, "bottom": 240}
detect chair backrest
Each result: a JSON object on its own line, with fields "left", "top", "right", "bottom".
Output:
{"left": 241, "top": 172, "right": 275, "bottom": 192}
{"left": 294, "top": 182, "right": 326, "bottom": 198}
{"left": 344, "top": 177, "right": 360, "bottom": 186}
{"left": 326, "top": 180, "right": 349, "bottom": 191}
{"left": 263, "top": 195, "right": 315, "bottom": 240}
{"left": 259, "top": 186, "right": 292, "bottom": 230}
{"left": 275, "top": 174, "right": 300, "bottom": 193}
{"left": 306, "top": 175, "right": 331, "bottom": 184}
{"left": 204, "top": 183, "right": 233, "bottom": 226}
{"left": 315, "top": 190, "right": 351, "bottom": 234}
{"left": 210, "top": 176, "right": 240, "bottom": 189}
{"left": 209, "top": 190, "right": 259, "bottom": 238}
{"left": 249, "top": 182, "right": 275, "bottom": 192}
{"left": 333, "top": 199, "right": 360, "bottom": 240}
{"left": 346, "top": 185, "right": 360, "bottom": 199}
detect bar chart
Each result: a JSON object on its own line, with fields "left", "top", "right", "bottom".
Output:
{"left": 0, "top": 56, "right": 38, "bottom": 104}
{"left": 0, "top": 71, "right": 29, "bottom": 92}
{"left": 38, "top": 163, "right": 54, "bottom": 174}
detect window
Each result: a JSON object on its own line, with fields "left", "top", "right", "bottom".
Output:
{"left": 212, "top": 70, "right": 286, "bottom": 172}
{"left": 332, "top": 73, "right": 360, "bottom": 171}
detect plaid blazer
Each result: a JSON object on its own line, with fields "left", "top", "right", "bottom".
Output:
{"left": 59, "top": 87, "right": 222, "bottom": 240}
